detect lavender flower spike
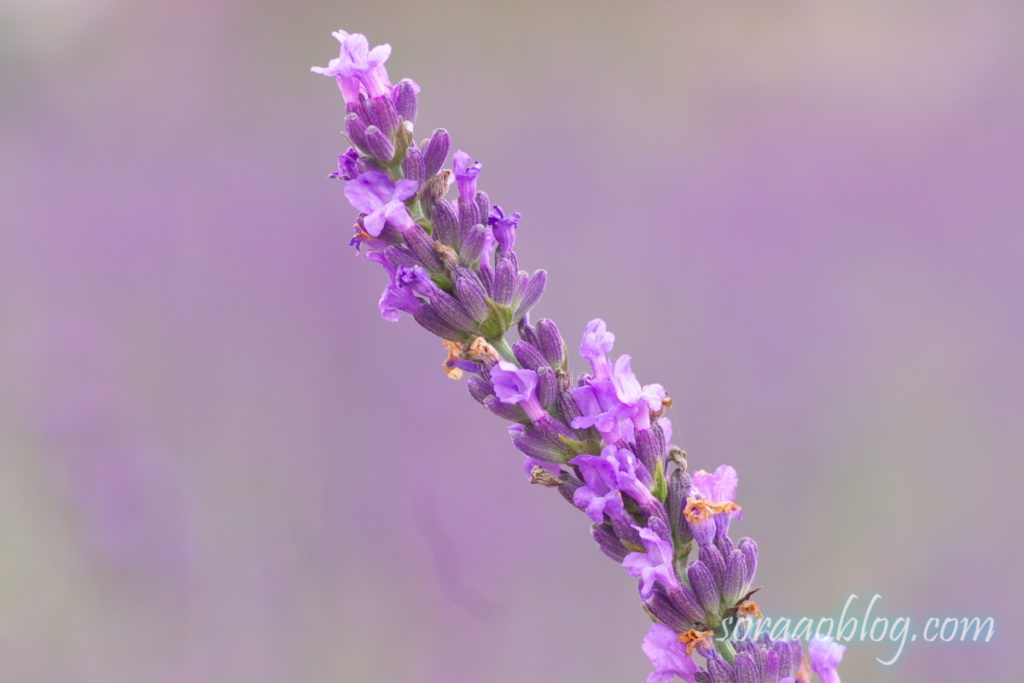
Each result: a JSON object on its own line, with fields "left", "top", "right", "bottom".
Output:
{"left": 313, "top": 31, "right": 843, "bottom": 683}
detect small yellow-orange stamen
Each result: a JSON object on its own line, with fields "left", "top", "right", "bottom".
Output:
{"left": 684, "top": 497, "right": 741, "bottom": 525}
{"left": 442, "top": 340, "right": 464, "bottom": 380}
{"left": 677, "top": 629, "right": 715, "bottom": 657}
{"left": 737, "top": 600, "right": 764, "bottom": 618}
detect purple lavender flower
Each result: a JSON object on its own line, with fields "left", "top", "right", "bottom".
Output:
{"left": 329, "top": 147, "right": 360, "bottom": 181}
{"left": 691, "top": 464, "right": 739, "bottom": 503}
{"left": 569, "top": 452, "right": 627, "bottom": 522}
{"left": 344, "top": 171, "right": 418, "bottom": 236}
{"left": 570, "top": 444, "right": 655, "bottom": 524}
{"left": 490, "top": 361, "right": 546, "bottom": 421}
{"left": 570, "top": 380, "right": 635, "bottom": 444}
{"left": 580, "top": 318, "right": 615, "bottom": 378}
{"left": 572, "top": 319, "right": 667, "bottom": 437}
{"left": 487, "top": 204, "right": 520, "bottom": 253}
{"left": 369, "top": 258, "right": 433, "bottom": 322}
{"left": 606, "top": 445, "right": 655, "bottom": 504}
{"left": 623, "top": 524, "right": 680, "bottom": 598}
{"left": 809, "top": 635, "right": 846, "bottom": 683}
{"left": 686, "top": 464, "right": 743, "bottom": 545}
{"left": 311, "top": 30, "right": 392, "bottom": 102}
{"left": 452, "top": 150, "right": 482, "bottom": 199}
{"left": 611, "top": 355, "right": 666, "bottom": 431}
{"left": 641, "top": 624, "right": 698, "bottom": 683}
{"left": 490, "top": 360, "right": 537, "bottom": 402}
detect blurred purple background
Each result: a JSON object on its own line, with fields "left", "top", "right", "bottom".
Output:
{"left": 2, "top": 1, "right": 1022, "bottom": 681}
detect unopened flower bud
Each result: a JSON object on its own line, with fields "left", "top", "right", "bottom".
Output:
{"left": 402, "top": 147, "right": 425, "bottom": 184}
{"left": 458, "top": 197, "right": 480, "bottom": 234}
{"left": 345, "top": 113, "right": 369, "bottom": 152}
{"left": 369, "top": 94, "right": 400, "bottom": 137}
{"left": 413, "top": 308, "right": 466, "bottom": 341}
{"left": 592, "top": 524, "right": 629, "bottom": 562}
{"left": 404, "top": 224, "right": 442, "bottom": 271}
{"left": 460, "top": 224, "right": 489, "bottom": 266}
{"left": 474, "top": 191, "right": 490, "bottom": 225}
{"left": 423, "top": 128, "right": 451, "bottom": 178}
{"left": 686, "top": 561, "right": 720, "bottom": 617}
{"left": 514, "top": 270, "right": 546, "bottom": 321}
{"left": 537, "top": 367, "right": 557, "bottom": 408}
{"left": 455, "top": 273, "right": 490, "bottom": 322}
{"left": 393, "top": 78, "right": 419, "bottom": 122}
{"left": 363, "top": 125, "right": 395, "bottom": 162}
{"left": 484, "top": 396, "right": 527, "bottom": 422}
{"left": 738, "top": 537, "right": 758, "bottom": 594}
{"left": 430, "top": 289, "right": 476, "bottom": 333}
{"left": 467, "top": 375, "right": 493, "bottom": 404}
{"left": 430, "top": 199, "right": 459, "bottom": 246}
{"left": 512, "top": 341, "right": 546, "bottom": 371}
{"left": 723, "top": 549, "right": 748, "bottom": 607}
{"left": 492, "top": 256, "right": 516, "bottom": 304}
{"left": 512, "top": 431, "right": 566, "bottom": 462}
{"left": 535, "top": 318, "right": 566, "bottom": 368}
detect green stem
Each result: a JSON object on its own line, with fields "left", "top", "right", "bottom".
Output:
{"left": 714, "top": 637, "right": 736, "bottom": 664}
{"left": 491, "top": 336, "right": 516, "bottom": 362}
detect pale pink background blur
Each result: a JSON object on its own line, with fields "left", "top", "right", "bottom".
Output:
{"left": 1, "top": 1, "right": 1022, "bottom": 681}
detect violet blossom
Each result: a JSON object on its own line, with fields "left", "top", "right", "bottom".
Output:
{"left": 452, "top": 149, "right": 482, "bottom": 199}
{"left": 623, "top": 523, "right": 681, "bottom": 598}
{"left": 686, "top": 464, "right": 743, "bottom": 545}
{"left": 311, "top": 30, "right": 392, "bottom": 102}
{"left": 344, "top": 171, "right": 417, "bottom": 236}
{"left": 487, "top": 204, "right": 520, "bottom": 253}
{"left": 642, "top": 624, "right": 699, "bottom": 683}
{"left": 570, "top": 452, "right": 627, "bottom": 522}
{"left": 489, "top": 361, "right": 549, "bottom": 423}
{"left": 809, "top": 635, "right": 846, "bottom": 683}
{"left": 329, "top": 147, "right": 361, "bottom": 181}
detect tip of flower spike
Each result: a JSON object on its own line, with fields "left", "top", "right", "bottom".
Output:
{"left": 677, "top": 629, "right": 714, "bottom": 657}
{"left": 312, "top": 30, "right": 393, "bottom": 101}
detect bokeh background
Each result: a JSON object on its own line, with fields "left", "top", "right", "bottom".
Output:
{"left": 2, "top": 1, "right": 1022, "bottom": 681}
